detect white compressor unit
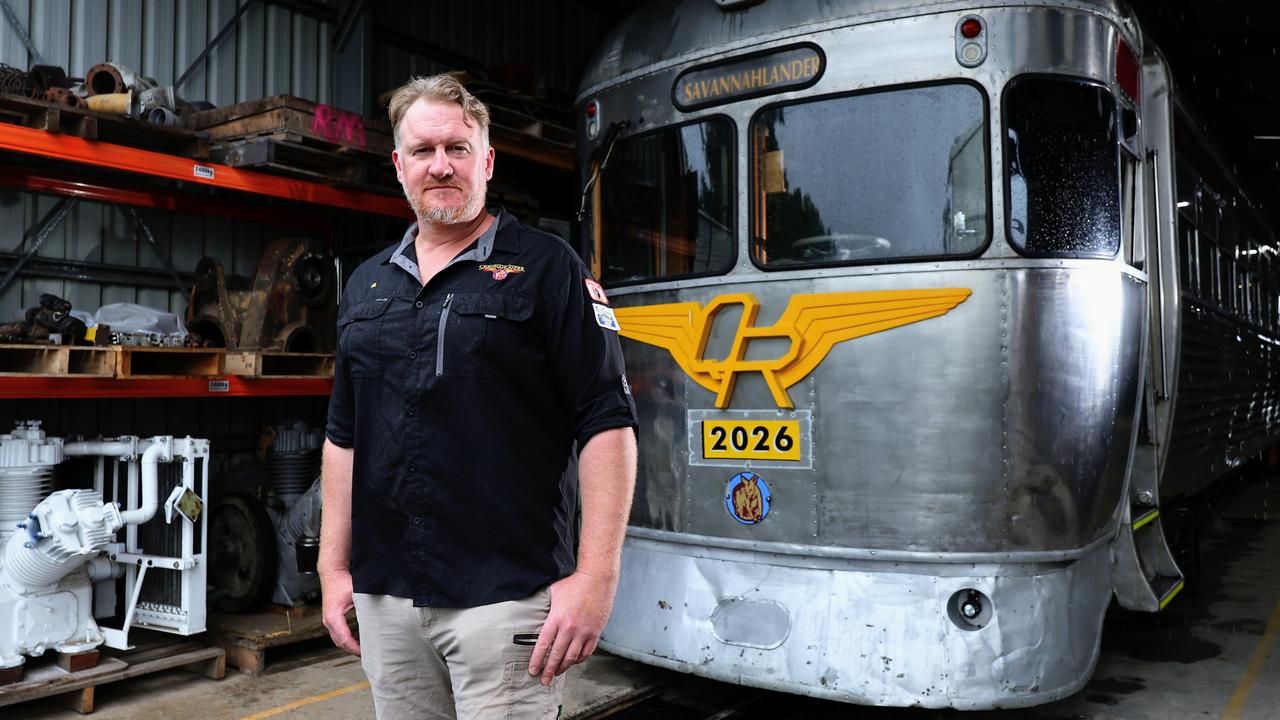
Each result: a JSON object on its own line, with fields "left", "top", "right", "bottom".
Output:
{"left": 0, "top": 421, "right": 209, "bottom": 674}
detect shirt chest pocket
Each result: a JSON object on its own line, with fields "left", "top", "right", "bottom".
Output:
{"left": 442, "top": 292, "right": 538, "bottom": 378}
{"left": 337, "top": 299, "right": 392, "bottom": 377}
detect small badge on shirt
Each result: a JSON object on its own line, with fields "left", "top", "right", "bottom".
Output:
{"left": 584, "top": 278, "right": 609, "bottom": 305}
{"left": 621, "top": 375, "right": 631, "bottom": 395}
{"left": 480, "top": 264, "right": 525, "bottom": 281}
{"left": 593, "top": 303, "right": 620, "bottom": 331}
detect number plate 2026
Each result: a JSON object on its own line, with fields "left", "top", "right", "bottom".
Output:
{"left": 688, "top": 410, "right": 812, "bottom": 468}
{"left": 703, "top": 420, "right": 800, "bottom": 461}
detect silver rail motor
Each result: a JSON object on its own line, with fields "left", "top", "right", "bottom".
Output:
{"left": 0, "top": 421, "right": 209, "bottom": 671}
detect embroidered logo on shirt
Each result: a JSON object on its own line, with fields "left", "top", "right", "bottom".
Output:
{"left": 480, "top": 264, "right": 525, "bottom": 281}
{"left": 593, "top": 303, "right": 620, "bottom": 331}
{"left": 584, "top": 278, "right": 609, "bottom": 305}
{"left": 370, "top": 282, "right": 377, "bottom": 288}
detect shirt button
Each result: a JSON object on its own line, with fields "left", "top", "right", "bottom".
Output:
{"left": 407, "top": 408, "right": 416, "bottom": 416}
{"left": 408, "top": 351, "right": 416, "bottom": 359}
{"left": 415, "top": 300, "right": 424, "bottom": 308}
{"left": 408, "top": 464, "right": 416, "bottom": 472}
{"left": 411, "top": 516, "right": 421, "bottom": 525}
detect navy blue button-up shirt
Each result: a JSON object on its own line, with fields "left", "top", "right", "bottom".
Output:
{"left": 326, "top": 209, "right": 638, "bottom": 607}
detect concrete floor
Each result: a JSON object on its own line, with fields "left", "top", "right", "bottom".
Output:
{"left": 13, "top": 470, "right": 1280, "bottom": 719}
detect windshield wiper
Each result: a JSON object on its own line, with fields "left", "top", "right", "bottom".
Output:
{"left": 576, "top": 120, "right": 631, "bottom": 222}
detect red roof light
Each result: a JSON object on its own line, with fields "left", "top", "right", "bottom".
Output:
{"left": 960, "top": 18, "right": 982, "bottom": 39}
{"left": 1116, "top": 39, "right": 1141, "bottom": 105}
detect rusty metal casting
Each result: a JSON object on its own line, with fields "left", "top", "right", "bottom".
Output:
{"left": 185, "top": 238, "right": 336, "bottom": 352}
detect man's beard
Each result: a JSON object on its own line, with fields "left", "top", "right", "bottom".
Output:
{"left": 405, "top": 181, "right": 486, "bottom": 224}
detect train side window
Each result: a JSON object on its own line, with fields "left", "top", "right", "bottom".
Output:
{"left": 1003, "top": 76, "right": 1119, "bottom": 258}
{"left": 1177, "top": 216, "right": 1197, "bottom": 296}
{"left": 595, "top": 117, "right": 735, "bottom": 286}
{"left": 749, "top": 81, "right": 989, "bottom": 268}
{"left": 1218, "top": 250, "right": 1235, "bottom": 314}
{"left": 1199, "top": 236, "right": 1217, "bottom": 303}
{"left": 1120, "top": 153, "right": 1140, "bottom": 267}
{"left": 1175, "top": 159, "right": 1197, "bottom": 216}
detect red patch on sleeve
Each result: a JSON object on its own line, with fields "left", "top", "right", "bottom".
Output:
{"left": 584, "top": 278, "right": 609, "bottom": 305}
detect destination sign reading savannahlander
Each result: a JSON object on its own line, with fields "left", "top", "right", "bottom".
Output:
{"left": 674, "top": 44, "right": 825, "bottom": 110}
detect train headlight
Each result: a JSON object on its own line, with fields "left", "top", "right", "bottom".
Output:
{"left": 955, "top": 15, "right": 988, "bottom": 68}
{"left": 947, "top": 587, "right": 993, "bottom": 630}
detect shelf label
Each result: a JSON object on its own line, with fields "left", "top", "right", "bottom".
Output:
{"left": 193, "top": 164, "right": 215, "bottom": 180}
{"left": 208, "top": 380, "right": 230, "bottom": 393}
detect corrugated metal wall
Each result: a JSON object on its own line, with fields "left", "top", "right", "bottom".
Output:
{"left": 373, "top": 1, "right": 611, "bottom": 99}
{"left": 0, "top": 0, "right": 337, "bottom": 322}
{"left": 0, "top": 0, "right": 609, "bottom": 323}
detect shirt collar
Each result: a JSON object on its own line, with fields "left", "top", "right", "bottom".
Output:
{"left": 387, "top": 208, "right": 511, "bottom": 281}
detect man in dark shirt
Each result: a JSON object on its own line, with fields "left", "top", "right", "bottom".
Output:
{"left": 319, "top": 74, "right": 638, "bottom": 719}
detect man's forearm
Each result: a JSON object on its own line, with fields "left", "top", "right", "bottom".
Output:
{"left": 575, "top": 427, "right": 638, "bottom": 579}
{"left": 319, "top": 439, "right": 355, "bottom": 576}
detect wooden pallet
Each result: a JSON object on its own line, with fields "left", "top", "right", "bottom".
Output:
{"left": 0, "top": 344, "right": 116, "bottom": 376}
{"left": 225, "top": 350, "right": 336, "bottom": 378}
{"left": 0, "top": 640, "right": 224, "bottom": 714}
{"left": 208, "top": 608, "right": 356, "bottom": 676}
{"left": 0, "top": 93, "right": 209, "bottom": 158}
{"left": 185, "top": 95, "right": 393, "bottom": 161}
{"left": 0, "top": 344, "right": 336, "bottom": 379}
{"left": 116, "top": 346, "right": 225, "bottom": 378}
{"left": 209, "top": 135, "right": 398, "bottom": 190}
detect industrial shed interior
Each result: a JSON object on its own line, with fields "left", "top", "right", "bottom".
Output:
{"left": 0, "top": 1, "right": 1278, "bottom": 719}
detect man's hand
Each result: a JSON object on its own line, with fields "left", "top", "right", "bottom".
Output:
{"left": 320, "top": 570, "right": 361, "bottom": 656}
{"left": 528, "top": 570, "right": 618, "bottom": 684}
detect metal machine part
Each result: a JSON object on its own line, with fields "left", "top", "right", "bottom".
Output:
{"left": 270, "top": 477, "right": 322, "bottom": 607}
{"left": 0, "top": 421, "right": 63, "bottom": 533}
{"left": 83, "top": 62, "right": 152, "bottom": 96}
{"left": 208, "top": 493, "right": 276, "bottom": 613}
{"left": 0, "top": 489, "right": 123, "bottom": 668}
{"left": 0, "top": 293, "right": 88, "bottom": 345}
{"left": 185, "top": 238, "right": 336, "bottom": 352}
{"left": 0, "top": 431, "right": 210, "bottom": 670}
{"left": 265, "top": 422, "right": 323, "bottom": 606}
{"left": 266, "top": 421, "right": 323, "bottom": 504}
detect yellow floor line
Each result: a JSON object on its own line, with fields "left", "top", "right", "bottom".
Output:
{"left": 1222, "top": 597, "right": 1280, "bottom": 720}
{"left": 240, "top": 680, "right": 371, "bottom": 720}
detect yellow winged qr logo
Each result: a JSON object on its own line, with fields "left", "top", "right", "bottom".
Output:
{"left": 614, "top": 290, "right": 972, "bottom": 409}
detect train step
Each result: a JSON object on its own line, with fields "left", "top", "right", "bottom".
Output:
{"left": 1111, "top": 442, "right": 1186, "bottom": 612}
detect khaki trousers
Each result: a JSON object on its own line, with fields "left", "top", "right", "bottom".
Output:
{"left": 353, "top": 589, "right": 563, "bottom": 720}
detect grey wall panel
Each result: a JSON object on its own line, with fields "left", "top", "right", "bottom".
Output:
{"left": 0, "top": 0, "right": 31, "bottom": 67}
{"left": 31, "top": 0, "right": 71, "bottom": 67}
{"left": 142, "top": 0, "right": 177, "bottom": 86}
{"left": 235, "top": 0, "right": 266, "bottom": 101}
{"left": 3, "top": 0, "right": 334, "bottom": 104}
{"left": 175, "top": 0, "right": 210, "bottom": 100}
{"left": 0, "top": 0, "right": 339, "bottom": 323}
{"left": 71, "top": 0, "right": 109, "bottom": 82}
{"left": 372, "top": 2, "right": 613, "bottom": 99}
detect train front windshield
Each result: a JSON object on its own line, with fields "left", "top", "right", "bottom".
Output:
{"left": 753, "top": 82, "right": 989, "bottom": 267}
{"left": 594, "top": 78, "right": 1124, "bottom": 279}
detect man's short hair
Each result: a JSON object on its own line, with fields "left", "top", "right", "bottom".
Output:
{"left": 388, "top": 74, "right": 491, "bottom": 151}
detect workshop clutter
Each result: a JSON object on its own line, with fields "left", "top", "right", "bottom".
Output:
{"left": 0, "top": 60, "right": 198, "bottom": 124}
{"left": 0, "top": 237, "right": 336, "bottom": 379}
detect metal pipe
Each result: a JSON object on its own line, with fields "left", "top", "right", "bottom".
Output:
{"left": 64, "top": 439, "right": 169, "bottom": 526}
{"left": 63, "top": 441, "right": 135, "bottom": 457}
{"left": 119, "top": 441, "right": 169, "bottom": 526}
